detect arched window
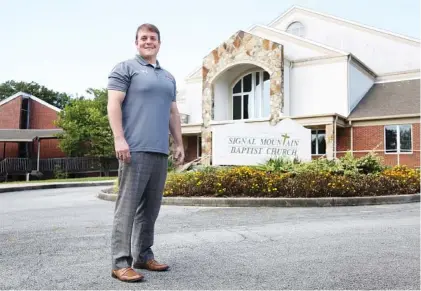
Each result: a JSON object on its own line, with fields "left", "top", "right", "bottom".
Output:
{"left": 286, "top": 21, "right": 305, "bottom": 37}
{"left": 232, "top": 70, "right": 270, "bottom": 120}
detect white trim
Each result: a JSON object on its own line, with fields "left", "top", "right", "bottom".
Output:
{"left": 0, "top": 91, "right": 61, "bottom": 112}
{"left": 251, "top": 24, "right": 349, "bottom": 56}
{"left": 352, "top": 117, "right": 420, "bottom": 127}
{"left": 185, "top": 66, "right": 202, "bottom": 81}
{"left": 375, "top": 70, "right": 420, "bottom": 83}
{"left": 267, "top": 5, "right": 420, "bottom": 44}
{"left": 349, "top": 55, "right": 377, "bottom": 79}
{"left": 375, "top": 76, "right": 420, "bottom": 84}
{"left": 384, "top": 124, "right": 413, "bottom": 154}
{"left": 292, "top": 55, "right": 348, "bottom": 67}
{"left": 185, "top": 77, "right": 202, "bottom": 84}
{"left": 208, "top": 59, "right": 273, "bottom": 85}
{"left": 347, "top": 55, "right": 350, "bottom": 115}
{"left": 348, "top": 113, "right": 421, "bottom": 121}
{"left": 181, "top": 123, "right": 202, "bottom": 134}
{"left": 291, "top": 54, "right": 376, "bottom": 81}
{"left": 231, "top": 70, "right": 271, "bottom": 120}
{"left": 267, "top": 6, "right": 297, "bottom": 27}
{"left": 311, "top": 129, "right": 326, "bottom": 155}
{"left": 210, "top": 117, "right": 270, "bottom": 126}
{"left": 181, "top": 122, "right": 203, "bottom": 127}
{"left": 186, "top": 24, "right": 349, "bottom": 83}
{"left": 336, "top": 150, "right": 421, "bottom": 153}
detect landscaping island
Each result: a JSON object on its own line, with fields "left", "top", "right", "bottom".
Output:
{"left": 99, "top": 153, "right": 420, "bottom": 206}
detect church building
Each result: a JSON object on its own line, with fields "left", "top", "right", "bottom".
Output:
{"left": 176, "top": 6, "right": 420, "bottom": 168}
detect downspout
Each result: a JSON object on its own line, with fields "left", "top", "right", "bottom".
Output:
{"left": 287, "top": 60, "right": 292, "bottom": 116}
{"left": 37, "top": 137, "right": 40, "bottom": 172}
{"left": 26, "top": 98, "right": 31, "bottom": 159}
{"left": 349, "top": 120, "right": 353, "bottom": 156}
{"left": 342, "top": 54, "right": 351, "bottom": 159}
{"left": 26, "top": 98, "right": 31, "bottom": 129}
{"left": 334, "top": 115, "right": 338, "bottom": 159}
{"left": 347, "top": 54, "right": 351, "bottom": 115}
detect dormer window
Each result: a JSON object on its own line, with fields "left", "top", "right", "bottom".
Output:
{"left": 286, "top": 21, "right": 305, "bottom": 37}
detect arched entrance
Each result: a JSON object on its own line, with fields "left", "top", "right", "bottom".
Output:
{"left": 201, "top": 30, "right": 284, "bottom": 164}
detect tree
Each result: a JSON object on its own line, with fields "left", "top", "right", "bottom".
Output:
{"left": 54, "top": 88, "right": 114, "bottom": 158}
{"left": 0, "top": 80, "right": 71, "bottom": 109}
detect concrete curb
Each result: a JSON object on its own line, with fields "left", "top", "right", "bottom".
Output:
{"left": 96, "top": 190, "right": 420, "bottom": 207}
{"left": 0, "top": 181, "right": 115, "bottom": 194}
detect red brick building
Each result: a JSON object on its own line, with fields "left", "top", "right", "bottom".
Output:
{"left": 0, "top": 92, "right": 65, "bottom": 160}
{"left": 334, "top": 79, "right": 419, "bottom": 168}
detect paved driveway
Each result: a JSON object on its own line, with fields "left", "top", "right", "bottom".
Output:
{"left": 0, "top": 187, "right": 419, "bottom": 290}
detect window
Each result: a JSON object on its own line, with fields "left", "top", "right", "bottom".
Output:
{"left": 286, "top": 21, "right": 305, "bottom": 37}
{"left": 311, "top": 130, "right": 326, "bottom": 155}
{"left": 232, "top": 71, "right": 270, "bottom": 120}
{"left": 385, "top": 125, "right": 412, "bottom": 153}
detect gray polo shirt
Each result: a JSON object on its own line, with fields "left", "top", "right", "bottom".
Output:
{"left": 107, "top": 54, "right": 176, "bottom": 155}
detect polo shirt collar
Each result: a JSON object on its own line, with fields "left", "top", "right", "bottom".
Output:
{"left": 135, "top": 54, "right": 161, "bottom": 68}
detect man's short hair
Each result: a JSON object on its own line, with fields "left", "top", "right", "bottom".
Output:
{"left": 136, "top": 23, "right": 160, "bottom": 41}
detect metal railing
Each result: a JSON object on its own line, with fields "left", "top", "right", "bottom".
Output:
{"left": 0, "top": 157, "right": 119, "bottom": 176}
{"left": 0, "top": 158, "right": 31, "bottom": 174}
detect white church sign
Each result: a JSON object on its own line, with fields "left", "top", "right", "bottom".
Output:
{"left": 212, "top": 118, "right": 311, "bottom": 166}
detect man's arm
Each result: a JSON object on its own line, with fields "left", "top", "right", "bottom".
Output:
{"left": 169, "top": 101, "right": 184, "bottom": 163}
{"left": 107, "top": 90, "right": 131, "bottom": 163}
{"left": 107, "top": 90, "right": 125, "bottom": 140}
{"left": 107, "top": 61, "right": 131, "bottom": 162}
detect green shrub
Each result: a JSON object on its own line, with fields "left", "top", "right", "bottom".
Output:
{"left": 355, "top": 152, "right": 385, "bottom": 174}
{"left": 255, "top": 157, "right": 300, "bottom": 173}
{"left": 252, "top": 152, "right": 385, "bottom": 177}
{"left": 167, "top": 156, "right": 176, "bottom": 172}
{"left": 164, "top": 164, "right": 420, "bottom": 198}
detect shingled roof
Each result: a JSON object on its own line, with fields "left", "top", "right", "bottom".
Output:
{"left": 348, "top": 79, "right": 420, "bottom": 120}
{"left": 0, "top": 129, "right": 63, "bottom": 142}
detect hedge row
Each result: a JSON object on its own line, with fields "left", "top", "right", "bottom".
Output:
{"left": 163, "top": 157, "right": 420, "bottom": 198}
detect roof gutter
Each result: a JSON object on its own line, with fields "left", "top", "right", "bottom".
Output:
{"left": 348, "top": 54, "right": 377, "bottom": 79}
{"left": 348, "top": 113, "right": 420, "bottom": 121}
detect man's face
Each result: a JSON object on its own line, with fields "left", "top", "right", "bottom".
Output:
{"left": 135, "top": 29, "right": 160, "bottom": 59}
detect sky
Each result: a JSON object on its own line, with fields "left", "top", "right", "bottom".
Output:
{"left": 0, "top": 0, "right": 419, "bottom": 98}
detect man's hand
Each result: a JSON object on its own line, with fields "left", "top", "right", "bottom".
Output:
{"left": 173, "top": 145, "right": 185, "bottom": 165}
{"left": 115, "top": 136, "right": 131, "bottom": 163}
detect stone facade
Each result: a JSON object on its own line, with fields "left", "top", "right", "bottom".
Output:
{"left": 201, "top": 30, "right": 284, "bottom": 165}
{"left": 325, "top": 123, "right": 334, "bottom": 159}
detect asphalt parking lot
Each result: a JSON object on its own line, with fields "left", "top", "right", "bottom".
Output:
{"left": 0, "top": 186, "right": 419, "bottom": 290}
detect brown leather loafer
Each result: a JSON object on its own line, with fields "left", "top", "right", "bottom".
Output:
{"left": 133, "top": 259, "right": 169, "bottom": 271}
{"left": 111, "top": 267, "right": 144, "bottom": 282}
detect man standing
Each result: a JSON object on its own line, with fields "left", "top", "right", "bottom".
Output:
{"left": 107, "top": 23, "right": 184, "bottom": 282}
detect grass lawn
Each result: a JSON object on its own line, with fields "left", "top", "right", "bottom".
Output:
{"left": 1, "top": 176, "right": 116, "bottom": 184}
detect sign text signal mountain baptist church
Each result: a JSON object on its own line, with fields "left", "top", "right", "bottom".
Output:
{"left": 212, "top": 118, "right": 311, "bottom": 166}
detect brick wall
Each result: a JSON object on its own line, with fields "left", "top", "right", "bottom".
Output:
{"left": 28, "top": 99, "right": 66, "bottom": 158}
{"left": 29, "top": 100, "right": 60, "bottom": 129}
{"left": 0, "top": 97, "right": 22, "bottom": 158}
{"left": 336, "top": 123, "right": 420, "bottom": 168}
{"left": 337, "top": 127, "right": 351, "bottom": 152}
{"left": 33, "top": 139, "right": 66, "bottom": 159}
{"left": 0, "top": 97, "right": 21, "bottom": 129}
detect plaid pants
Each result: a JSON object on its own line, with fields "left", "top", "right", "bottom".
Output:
{"left": 111, "top": 151, "right": 168, "bottom": 270}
